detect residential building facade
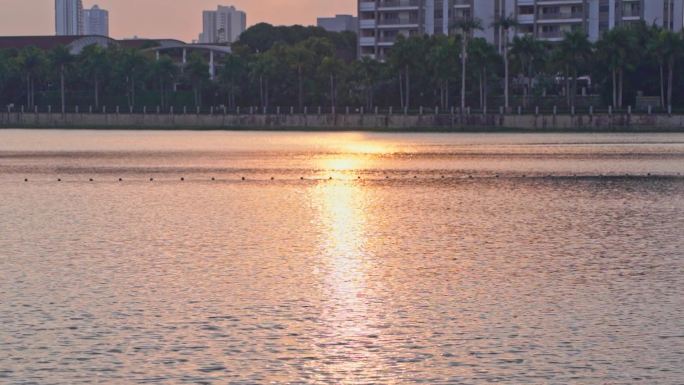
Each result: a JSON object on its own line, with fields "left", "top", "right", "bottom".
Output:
{"left": 317, "top": 14, "right": 359, "bottom": 33}
{"left": 199, "top": 5, "right": 247, "bottom": 44}
{"left": 55, "top": 0, "right": 83, "bottom": 36}
{"left": 358, "top": 0, "right": 684, "bottom": 59}
{"left": 83, "top": 5, "right": 109, "bottom": 36}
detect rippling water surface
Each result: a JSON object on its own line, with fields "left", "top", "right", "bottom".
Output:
{"left": 1, "top": 130, "right": 683, "bottom": 384}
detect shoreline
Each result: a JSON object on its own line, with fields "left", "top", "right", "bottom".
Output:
{"left": 2, "top": 112, "right": 684, "bottom": 133}
{"left": 3, "top": 126, "right": 684, "bottom": 133}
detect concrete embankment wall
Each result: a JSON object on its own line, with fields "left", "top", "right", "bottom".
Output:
{"left": 2, "top": 111, "right": 684, "bottom": 131}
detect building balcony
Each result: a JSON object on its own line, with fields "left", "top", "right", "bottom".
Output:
{"left": 377, "top": 0, "right": 421, "bottom": 10}
{"left": 378, "top": 18, "right": 420, "bottom": 27}
{"left": 359, "top": 2, "right": 376, "bottom": 11}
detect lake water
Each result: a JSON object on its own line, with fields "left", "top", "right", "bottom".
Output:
{"left": 1, "top": 130, "right": 683, "bottom": 384}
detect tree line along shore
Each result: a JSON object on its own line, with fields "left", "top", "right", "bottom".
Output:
{"left": 1, "top": 21, "right": 684, "bottom": 116}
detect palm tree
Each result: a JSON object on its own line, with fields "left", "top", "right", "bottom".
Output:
{"left": 49, "top": 46, "right": 73, "bottom": 113}
{"left": 286, "top": 44, "right": 314, "bottom": 110}
{"left": 123, "top": 50, "right": 148, "bottom": 108}
{"left": 184, "top": 53, "right": 209, "bottom": 107}
{"left": 150, "top": 55, "right": 178, "bottom": 110}
{"left": 596, "top": 27, "right": 635, "bottom": 109}
{"left": 427, "top": 35, "right": 458, "bottom": 109}
{"left": 249, "top": 52, "right": 277, "bottom": 109}
{"left": 451, "top": 17, "right": 483, "bottom": 110}
{"left": 388, "top": 35, "right": 422, "bottom": 109}
{"left": 650, "top": 29, "right": 683, "bottom": 109}
{"left": 493, "top": 16, "right": 519, "bottom": 111}
{"left": 218, "top": 54, "right": 247, "bottom": 110}
{"left": 319, "top": 56, "right": 344, "bottom": 110}
{"left": 468, "top": 38, "right": 499, "bottom": 111}
{"left": 17, "top": 46, "right": 46, "bottom": 109}
{"left": 557, "top": 30, "right": 593, "bottom": 108}
{"left": 510, "top": 35, "right": 546, "bottom": 108}
{"left": 353, "top": 57, "right": 382, "bottom": 110}
{"left": 78, "top": 45, "right": 108, "bottom": 109}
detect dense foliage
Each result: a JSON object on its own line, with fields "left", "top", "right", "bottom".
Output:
{"left": 1, "top": 22, "right": 684, "bottom": 112}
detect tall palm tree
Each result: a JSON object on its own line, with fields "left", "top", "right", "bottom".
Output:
{"left": 388, "top": 35, "right": 422, "bottom": 110}
{"left": 17, "top": 46, "right": 46, "bottom": 109}
{"left": 150, "top": 55, "right": 178, "bottom": 110}
{"left": 468, "top": 38, "right": 499, "bottom": 111}
{"left": 319, "top": 56, "right": 344, "bottom": 110}
{"left": 451, "top": 17, "right": 483, "bottom": 110}
{"left": 78, "top": 45, "right": 108, "bottom": 109}
{"left": 218, "top": 54, "right": 247, "bottom": 110}
{"left": 650, "top": 29, "right": 683, "bottom": 109}
{"left": 493, "top": 16, "right": 519, "bottom": 111}
{"left": 596, "top": 26, "right": 635, "bottom": 109}
{"left": 49, "top": 46, "right": 73, "bottom": 113}
{"left": 354, "top": 57, "right": 382, "bottom": 110}
{"left": 557, "top": 30, "right": 593, "bottom": 108}
{"left": 426, "top": 35, "right": 457, "bottom": 109}
{"left": 286, "top": 44, "right": 314, "bottom": 110}
{"left": 249, "top": 52, "right": 278, "bottom": 109}
{"left": 510, "top": 35, "right": 546, "bottom": 108}
{"left": 184, "top": 53, "right": 209, "bottom": 107}
{"left": 123, "top": 50, "right": 148, "bottom": 108}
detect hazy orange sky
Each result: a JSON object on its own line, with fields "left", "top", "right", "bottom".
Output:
{"left": 0, "top": 0, "right": 356, "bottom": 41}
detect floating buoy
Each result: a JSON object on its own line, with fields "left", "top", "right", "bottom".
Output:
{"left": 468, "top": 175, "right": 473, "bottom": 179}
{"left": 441, "top": 175, "right": 445, "bottom": 179}
{"left": 180, "top": 177, "right": 184, "bottom": 181}
{"left": 300, "top": 177, "right": 304, "bottom": 180}
{"left": 329, "top": 177, "right": 332, "bottom": 180}
{"left": 241, "top": 177, "right": 245, "bottom": 181}
{"left": 647, "top": 173, "right": 651, "bottom": 176}
{"left": 57, "top": 178, "right": 62, "bottom": 182}
{"left": 211, "top": 177, "right": 215, "bottom": 181}
{"left": 271, "top": 177, "right": 274, "bottom": 180}
{"left": 89, "top": 178, "right": 93, "bottom": 182}
{"left": 150, "top": 178, "right": 154, "bottom": 181}
{"left": 119, "top": 178, "right": 123, "bottom": 181}
{"left": 24, "top": 178, "right": 28, "bottom": 182}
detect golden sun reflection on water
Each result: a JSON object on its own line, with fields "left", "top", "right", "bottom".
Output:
{"left": 318, "top": 135, "right": 397, "bottom": 178}
{"left": 307, "top": 179, "right": 392, "bottom": 382}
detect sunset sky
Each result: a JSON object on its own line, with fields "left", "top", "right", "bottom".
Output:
{"left": 0, "top": 0, "right": 356, "bottom": 41}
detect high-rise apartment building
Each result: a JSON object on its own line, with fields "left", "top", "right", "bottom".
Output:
{"left": 199, "top": 5, "right": 247, "bottom": 44}
{"left": 358, "top": 0, "right": 684, "bottom": 59}
{"left": 55, "top": 0, "right": 83, "bottom": 36}
{"left": 83, "top": 5, "right": 109, "bottom": 36}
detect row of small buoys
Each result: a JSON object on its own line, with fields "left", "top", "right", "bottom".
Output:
{"left": 19, "top": 173, "right": 677, "bottom": 183}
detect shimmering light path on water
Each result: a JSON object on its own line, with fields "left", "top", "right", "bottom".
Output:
{"left": 0, "top": 130, "right": 683, "bottom": 384}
